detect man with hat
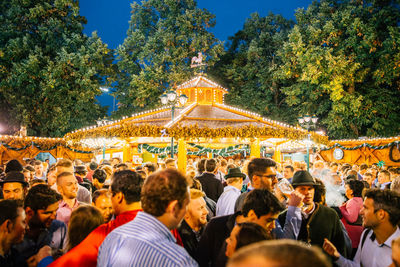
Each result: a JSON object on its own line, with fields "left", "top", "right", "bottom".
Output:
{"left": 1, "top": 171, "right": 29, "bottom": 200}
{"left": 278, "top": 170, "right": 347, "bottom": 261}
{"left": 216, "top": 168, "right": 245, "bottom": 216}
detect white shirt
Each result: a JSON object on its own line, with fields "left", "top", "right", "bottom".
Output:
{"left": 336, "top": 227, "right": 400, "bottom": 267}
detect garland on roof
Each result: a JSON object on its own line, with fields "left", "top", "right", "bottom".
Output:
{"left": 65, "top": 123, "right": 328, "bottom": 145}
{"left": 0, "top": 140, "right": 92, "bottom": 154}
{"left": 321, "top": 141, "right": 399, "bottom": 151}
{"left": 138, "top": 143, "right": 273, "bottom": 157}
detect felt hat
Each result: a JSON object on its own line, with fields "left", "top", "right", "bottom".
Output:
{"left": 291, "top": 170, "right": 316, "bottom": 187}
{"left": 74, "top": 165, "right": 87, "bottom": 174}
{"left": 224, "top": 167, "right": 246, "bottom": 180}
{"left": 0, "top": 171, "right": 28, "bottom": 187}
{"left": 5, "top": 159, "right": 23, "bottom": 173}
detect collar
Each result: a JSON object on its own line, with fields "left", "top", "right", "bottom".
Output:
{"left": 136, "top": 212, "right": 176, "bottom": 243}
{"left": 371, "top": 227, "right": 400, "bottom": 247}
{"left": 301, "top": 202, "right": 316, "bottom": 219}
{"left": 224, "top": 185, "right": 241, "bottom": 193}
{"left": 59, "top": 199, "right": 78, "bottom": 208}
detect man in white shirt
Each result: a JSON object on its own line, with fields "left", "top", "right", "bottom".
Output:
{"left": 323, "top": 189, "right": 400, "bottom": 267}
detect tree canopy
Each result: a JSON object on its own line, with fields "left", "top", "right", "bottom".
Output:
{"left": 276, "top": 0, "right": 400, "bottom": 138}
{"left": 0, "top": 0, "right": 115, "bottom": 136}
{"left": 114, "top": 0, "right": 224, "bottom": 117}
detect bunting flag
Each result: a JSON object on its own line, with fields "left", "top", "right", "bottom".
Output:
{"left": 321, "top": 141, "right": 399, "bottom": 151}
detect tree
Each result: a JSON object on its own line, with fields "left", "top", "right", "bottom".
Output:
{"left": 277, "top": 0, "right": 400, "bottom": 138}
{"left": 210, "top": 13, "right": 295, "bottom": 122}
{"left": 114, "top": 0, "right": 224, "bottom": 116}
{"left": 0, "top": 0, "right": 115, "bottom": 136}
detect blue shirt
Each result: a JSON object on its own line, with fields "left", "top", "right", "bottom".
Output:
{"left": 216, "top": 185, "right": 241, "bottom": 216}
{"left": 97, "top": 211, "right": 198, "bottom": 267}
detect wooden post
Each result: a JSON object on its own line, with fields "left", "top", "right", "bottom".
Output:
{"left": 123, "top": 143, "right": 131, "bottom": 163}
{"left": 250, "top": 138, "right": 261, "bottom": 158}
{"left": 273, "top": 146, "right": 282, "bottom": 163}
{"left": 178, "top": 139, "right": 187, "bottom": 173}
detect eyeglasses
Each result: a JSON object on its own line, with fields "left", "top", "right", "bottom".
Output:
{"left": 256, "top": 174, "right": 277, "bottom": 180}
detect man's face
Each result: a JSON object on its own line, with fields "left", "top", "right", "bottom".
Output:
{"left": 3, "top": 183, "right": 25, "bottom": 200}
{"left": 330, "top": 165, "right": 338, "bottom": 173}
{"left": 283, "top": 168, "right": 293, "bottom": 179}
{"left": 94, "top": 195, "right": 113, "bottom": 222}
{"left": 248, "top": 211, "right": 279, "bottom": 234}
{"left": 23, "top": 172, "right": 31, "bottom": 182}
{"left": 253, "top": 167, "right": 277, "bottom": 191}
{"left": 30, "top": 202, "right": 59, "bottom": 229}
{"left": 225, "top": 225, "right": 240, "bottom": 257}
{"left": 363, "top": 174, "right": 374, "bottom": 186}
{"left": 166, "top": 161, "right": 177, "bottom": 169}
{"left": 378, "top": 172, "right": 389, "bottom": 184}
{"left": 360, "top": 198, "right": 380, "bottom": 229}
{"left": 186, "top": 197, "right": 208, "bottom": 227}
{"left": 10, "top": 208, "right": 27, "bottom": 244}
{"left": 295, "top": 185, "right": 315, "bottom": 205}
{"left": 47, "top": 171, "right": 57, "bottom": 187}
{"left": 35, "top": 164, "right": 43, "bottom": 175}
{"left": 58, "top": 175, "right": 78, "bottom": 199}
{"left": 389, "top": 243, "right": 400, "bottom": 267}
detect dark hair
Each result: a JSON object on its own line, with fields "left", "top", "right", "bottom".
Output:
{"left": 205, "top": 159, "right": 217, "bottom": 172}
{"left": 25, "top": 165, "right": 35, "bottom": 172}
{"left": 92, "top": 189, "right": 110, "bottom": 204}
{"left": 379, "top": 170, "right": 391, "bottom": 178}
{"left": 30, "top": 179, "right": 46, "bottom": 187}
{"left": 364, "top": 189, "right": 400, "bottom": 226}
{"left": 330, "top": 162, "right": 338, "bottom": 167}
{"left": 284, "top": 165, "right": 294, "bottom": 173}
{"left": 93, "top": 169, "right": 107, "bottom": 183}
{"left": 116, "top": 163, "right": 128, "bottom": 170}
{"left": 197, "top": 158, "right": 207, "bottom": 174}
{"left": 24, "top": 184, "right": 62, "bottom": 212}
{"left": 360, "top": 163, "right": 368, "bottom": 171}
{"left": 56, "top": 171, "right": 75, "bottom": 184}
{"left": 33, "top": 160, "right": 42, "bottom": 166}
{"left": 89, "top": 162, "right": 98, "bottom": 171}
{"left": 345, "top": 174, "right": 357, "bottom": 181}
{"left": 141, "top": 169, "right": 188, "bottom": 216}
{"left": 236, "top": 222, "right": 271, "bottom": 251}
{"left": 144, "top": 162, "right": 157, "bottom": 173}
{"left": 242, "top": 189, "right": 284, "bottom": 218}
{"left": 247, "top": 158, "right": 276, "bottom": 182}
{"left": 314, "top": 178, "right": 326, "bottom": 205}
{"left": 111, "top": 170, "right": 143, "bottom": 204}
{"left": 345, "top": 179, "right": 364, "bottom": 197}
{"left": 0, "top": 199, "right": 22, "bottom": 225}
{"left": 66, "top": 205, "right": 104, "bottom": 251}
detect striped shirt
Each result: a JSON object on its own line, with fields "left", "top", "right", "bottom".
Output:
{"left": 97, "top": 211, "right": 198, "bottom": 267}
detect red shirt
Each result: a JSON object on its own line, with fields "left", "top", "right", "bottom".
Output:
{"left": 49, "top": 209, "right": 183, "bottom": 267}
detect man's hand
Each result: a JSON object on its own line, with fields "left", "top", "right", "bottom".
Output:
{"left": 288, "top": 191, "right": 304, "bottom": 207}
{"left": 323, "top": 238, "right": 340, "bottom": 259}
{"left": 27, "top": 255, "right": 37, "bottom": 267}
{"left": 36, "top": 246, "right": 52, "bottom": 263}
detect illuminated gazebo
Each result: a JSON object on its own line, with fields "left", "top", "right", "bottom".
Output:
{"left": 65, "top": 75, "right": 328, "bottom": 172}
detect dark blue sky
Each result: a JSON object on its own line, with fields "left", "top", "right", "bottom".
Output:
{"left": 79, "top": 0, "right": 313, "bottom": 113}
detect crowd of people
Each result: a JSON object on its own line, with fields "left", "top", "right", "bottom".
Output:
{"left": 0, "top": 155, "right": 399, "bottom": 267}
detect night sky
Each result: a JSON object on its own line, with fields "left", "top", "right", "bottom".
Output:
{"left": 79, "top": 0, "right": 314, "bottom": 113}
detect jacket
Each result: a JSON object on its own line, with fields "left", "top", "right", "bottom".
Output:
{"left": 279, "top": 203, "right": 347, "bottom": 259}
{"left": 178, "top": 219, "right": 204, "bottom": 259}
{"left": 196, "top": 172, "right": 223, "bottom": 202}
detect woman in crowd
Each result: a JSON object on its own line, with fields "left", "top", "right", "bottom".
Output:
{"left": 340, "top": 179, "right": 364, "bottom": 258}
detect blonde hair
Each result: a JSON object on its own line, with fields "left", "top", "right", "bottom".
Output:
{"left": 190, "top": 188, "right": 205, "bottom": 200}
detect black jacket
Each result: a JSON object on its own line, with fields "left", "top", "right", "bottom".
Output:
{"left": 278, "top": 203, "right": 347, "bottom": 260}
{"left": 195, "top": 212, "right": 240, "bottom": 267}
{"left": 196, "top": 172, "right": 223, "bottom": 202}
{"left": 178, "top": 219, "right": 204, "bottom": 259}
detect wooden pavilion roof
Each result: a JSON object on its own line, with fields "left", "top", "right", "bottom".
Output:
{"left": 65, "top": 75, "right": 328, "bottom": 147}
